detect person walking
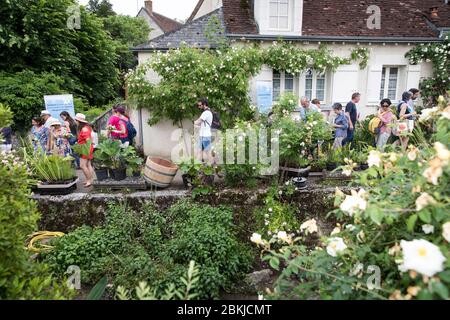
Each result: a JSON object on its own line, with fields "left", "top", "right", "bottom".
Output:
{"left": 342, "top": 93, "right": 360, "bottom": 147}
{"left": 299, "top": 96, "right": 319, "bottom": 121}
{"left": 75, "top": 113, "right": 94, "bottom": 188}
{"left": 60, "top": 111, "right": 80, "bottom": 168}
{"left": 41, "top": 110, "right": 58, "bottom": 129}
{"left": 332, "top": 103, "right": 349, "bottom": 150}
{"left": 47, "top": 119, "right": 71, "bottom": 157}
{"left": 194, "top": 98, "right": 213, "bottom": 164}
{"left": 376, "top": 99, "right": 394, "bottom": 151}
{"left": 30, "top": 117, "right": 49, "bottom": 153}
{"left": 107, "top": 105, "right": 130, "bottom": 146}
{"left": 397, "top": 91, "right": 416, "bottom": 150}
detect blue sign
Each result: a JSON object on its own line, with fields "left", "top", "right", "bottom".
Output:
{"left": 44, "top": 94, "right": 75, "bottom": 123}
{"left": 256, "top": 81, "right": 273, "bottom": 114}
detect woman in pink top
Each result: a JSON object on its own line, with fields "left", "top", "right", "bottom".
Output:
{"left": 107, "top": 105, "right": 129, "bottom": 144}
{"left": 376, "top": 99, "right": 394, "bottom": 151}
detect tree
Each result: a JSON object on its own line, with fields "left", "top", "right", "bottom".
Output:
{"left": 87, "top": 0, "right": 116, "bottom": 17}
{"left": 0, "top": 0, "right": 119, "bottom": 107}
{"left": 103, "top": 15, "right": 151, "bottom": 71}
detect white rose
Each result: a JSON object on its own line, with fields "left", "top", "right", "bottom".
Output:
{"left": 326, "top": 237, "right": 347, "bottom": 257}
{"left": 300, "top": 218, "right": 318, "bottom": 234}
{"left": 277, "top": 231, "right": 291, "bottom": 243}
{"left": 367, "top": 150, "right": 382, "bottom": 167}
{"left": 442, "top": 222, "right": 450, "bottom": 242}
{"left": 415, "top": 192, "right": 437, "bottom": 211}
{"left": 398, "top": 239, "right": 446, "bottom": 277}
{"left": 421, "top": 224, "right": 435, "bottom": 234}
{"left": 339, "top": 189, "right": 367, "bottom": 216}
{"left": 250, "top": 233, "right": 263, "bottom": 245}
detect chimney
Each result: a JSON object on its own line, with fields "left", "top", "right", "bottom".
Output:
{"left": 430, "top": 7, "right": 439, "bottom": 19}
{"left": 145, "top": 0, "right": 153, "bottom": 16}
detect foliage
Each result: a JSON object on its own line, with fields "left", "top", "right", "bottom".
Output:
{"left": 24, "top": 151, "right": 76, "bottom": 182}
{"left": 127, "top": 43, "right": 370, "bottom": 126}
{"left": 127, "top": 46, "right": 262, "bottom": 127}
{"left": 177, "top": 158, "right": 215, "bottom": 193}
{"left": 0, "top": 0, "right": 119, "bottom": 106}
{"left": 44, "top": 200, "right": 253, "bottom": 299}
{"left": 0, "top": 151, "right": 74, "bottom": 299}
{"left": 274, "top": 111, "right": 332, "bottom": 167}
{"left": 116, "top": 261, "right": 201, "bottom": 300}
{"left": 0, "top": 103, "right": 14, "bottom": 128}
{"left": 87, "top": 0, "right": 115, "bottom": 17}
{"left": 258, "top": 101, "right": 450, "bottom": 300}
{"left": 253, "top": 185, "right": 300, "bottom": 240}
{"left": 271, "top": 92, "right": 298, "bottom": 118}
{"left": 406, "top": 33, "right": 450, "bottom": 104}
{"left": 0, "top": 71, "right": 67, "bottom": 130}
{"left": 103, "top": 15, "right": 151, "bottom": 72}
{"left": 94, "top": 139, "right": 142, "bottom": 169}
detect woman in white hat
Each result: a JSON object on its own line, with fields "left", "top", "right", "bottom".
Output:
{"left": 75, "top": 113, "right": 94, "bottom": 187}
{"left": 47, "top": 119, "right": 71, "bottom": 157}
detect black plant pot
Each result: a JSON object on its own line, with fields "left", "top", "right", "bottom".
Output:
{"left": 292, "top": 177, "right": 307, "bottom": 189}
{"left": 182, "top": 174, "right": 193, "bottom": 188}
{"left": 298, "top": 167, "right": 310, "bottom": 178}
{"left": 95, "top": 168, "right": 109, "bottom": 181}
{"left": 326, "top": 163, "right": 337, "bottom": 171}
{"left": 111, "top": 168, "right": 127, "bottom": 181}
{"left": 133, "top": 170, "right": 141, "bottom": 177}
{"left": 360, "top": 163, "right": 369, "bottom": 170}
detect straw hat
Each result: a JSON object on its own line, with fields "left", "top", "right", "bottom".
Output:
{"left": 41, "top": 110, "right": 51, "bottom": 116}
{"left": 48, "top": 118, "right": 62, "bottom": 127}
{"left": 75, "top": 113, "right": 88, "bottom": 123}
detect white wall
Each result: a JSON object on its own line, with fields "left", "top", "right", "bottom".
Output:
{"left": 192, "top": 0, "right": 223, "bottom": 20}
{"left": 254, "top": 0, "right": 303, "bottom": 36}
{"left": 138, "top": 11, "right": 164, "bottom": 40}
{"left": 246, "top": 42, "right": 431, "bottom": 119}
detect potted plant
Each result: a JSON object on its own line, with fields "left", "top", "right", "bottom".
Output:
{"left": 326, "top": 149, "right": 340, "bottom": 171}
{"left": 26, "top": 152, "right": 78, "bottom": 195}
{"left": 356, "top": 151, "right": 369, "bottom": 170}
{"left": 127, "top": 153, "right": 144, "bottom": 177}
{"left": 93, "top": 140, "right": 129, "bottom": 181}
{"left": 310, "top": 155, "right": 327, "bottom": 173}
{"left": 178, "top": 159, "right": 201, "bottom": 188}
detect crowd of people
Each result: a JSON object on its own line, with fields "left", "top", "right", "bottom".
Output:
{"left": 296, "top": 88, "right": 422, "bottom": 152}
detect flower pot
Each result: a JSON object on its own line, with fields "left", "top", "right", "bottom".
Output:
{"left": 359, "top": 164, "right": 369, "bottom": 170}
{"left": 144, "top": 157, "right": 178, "bottom": 188}
{"left": 182, "top": 174, "right": 193, "bottom": 188}
{"left": 33, "top": 177, "right": 79, "bottom": 195}
{"left": 133, "top": 170, "right": 141, "bottom": 177}
{"left": 111, "top": 168, "right": 126, "bottom": 181}
{"left": 292, "top": 177, "right": 307, "bottom": 189}
{"left": 326, "top": 163, "right": 337, "bottom": 171}
{"left": 95, "top": 168, "right": 109, "bottom": 181}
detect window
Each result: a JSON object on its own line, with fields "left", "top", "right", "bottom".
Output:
{"left": 273, "top": 70, "right": 295, "bottom": 101}
{"left": 304, "top": 69, "right": 326, "bottom": 102}
{"left": 269, "top": 0, "right": 289, "bottom": 29}
{"left": 380, "top": 67, "right": 399, "bottom": 100}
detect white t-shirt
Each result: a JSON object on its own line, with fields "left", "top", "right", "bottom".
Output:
{"left": 200, "top": 110, "right": 213, "bottom": 137}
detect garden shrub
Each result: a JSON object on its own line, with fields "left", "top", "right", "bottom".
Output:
{"left": 0, "top": 150, "right": 73, "bottom": 299}
{"left": 44, "top": 199, "right": 254, "bottom": 299}
{"left": 255, "top": 100, "right": 450, "bottom": 300}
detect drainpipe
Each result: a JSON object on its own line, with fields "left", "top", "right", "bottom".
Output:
{"left": 138, "top": 108, "right": 144, "bottom": 147}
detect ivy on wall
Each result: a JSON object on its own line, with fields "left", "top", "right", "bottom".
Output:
{"left": 127, "top": 43, "right": 370, "bottom": 127}
{"left": 406, "top": 33, "right": 450, "bottom": 103}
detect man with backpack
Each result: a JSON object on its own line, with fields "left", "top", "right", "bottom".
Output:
{"left": 194, "top": 98, "right": 219, "bottom": 164}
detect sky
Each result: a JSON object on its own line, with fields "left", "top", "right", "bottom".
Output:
{"left": 78, "top": 0, "right": 199, "bottom": 21}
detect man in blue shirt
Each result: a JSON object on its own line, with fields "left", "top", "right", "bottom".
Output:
{"left": 332, "top": 103, "right": 349, "bottom": 150}
{"left": 299, "top": 96, "right": 319, "bottom": 121}
{"left": 342, "top": 93, "right": 360, "bottom": 147}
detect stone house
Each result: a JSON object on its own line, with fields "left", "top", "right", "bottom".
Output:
{"left": 130, "top": 0, "right": 450, "bottom": 157}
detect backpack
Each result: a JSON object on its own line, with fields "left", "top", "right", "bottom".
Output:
{"left": 211, "top": 110, "right": 221, "bottom": 130}
{"left": 119, "top": 118, "right": 137, "bottom": 142}
{"left": 368, "top": 115, "right": 383, "bottom": 135}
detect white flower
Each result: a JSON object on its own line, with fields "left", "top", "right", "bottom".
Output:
{"left": 268, "top": 208, "right": 273, "bottom": 212}
{"left": 357, "top": 230, "right": 365, "bottom": 243}
{"left": 434, "top": 142, "right": 450, "bottom": 162}
{"left": 421, "top": 224, "right": 435, "bottom": 234}
{"left": 345, "top": 224, "right": 356, "bottom": 232}
{"left": 300, "top": 219, "right": 318, "bottom": 234}
{"left": 415, "top": 192, "right": 437, "bottom": 211}
{"left": 442, "top": 222, "right": 450, "bottom": 242}
{"left": 367, "top": 150, "right": 382, "bottom": 167}
{"left": 326, "top": 237, "right": 347, "bottom": 257}
{"left": 419, "top": 107, "right": 439, "bottom": 122}
{"left": 339, "top": 189, "right": 367, "bottom": 216}
{"left": 250, "top": 233, "right": 263, "bottom": 245}
{"left": 277, "top": 231, "right": 291, "bottom": 243}
{"left": 342, "top": 167, "right": 352, "bottom": 177}
{"left": 398, "top": 239, "right": 446, "bottom": 277}
{"left": 330, "top": 227, "right": 341, "bottom": 236}
{"left": 407, "top": 146, "right": 419, "bottom": 161}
